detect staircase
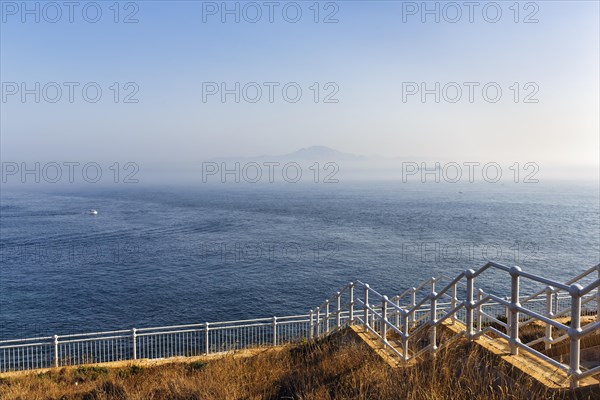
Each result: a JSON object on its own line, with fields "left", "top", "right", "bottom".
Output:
{"left": 308, "top": 262, "right": 600, "bottom": 390}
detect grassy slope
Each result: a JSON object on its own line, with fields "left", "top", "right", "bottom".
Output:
{"left": 0, "top": 333, "right": 598, "bottom": 400}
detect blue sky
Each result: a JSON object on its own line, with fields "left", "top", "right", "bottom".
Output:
{"left": 1, "top": 1, "right": 598, "bottom": 178}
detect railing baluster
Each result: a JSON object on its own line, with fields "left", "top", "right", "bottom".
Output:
{"left": 401, "top": 310, "right": 409, "bottom": 362}
{"left": 465, "top": 269, "right": 475, "bottom": 340}
{"left": 381, "top": 296, "right": 388, "bottom": 341}
{"left": 364, "top": 284, "right": 369, "bottom": 330}
{"left": 349, "top": 283, "right": 354, "bottom": 324}
{"left": 476, "top": 289, "right": 483, "bottom": 334}
{"left": 325, "top": 300, "right": 330, "bottom": 333}
{"left": 509, "top": 266, "right": 522, "bottom": 355}
{"left": 569, "top": 284, "right": 583, "bottom": 389}
{"left": 205, "top": 322, "right": 209, "bottom": 355}
{"left": 395, "top": 296, "right": 400, "bottom": 327}
{"left": 336, "top": 292, "right": 341, "bottom": 328}
{"left": 451, "top": 283, "right": 457, "bottom": 323}
{"left": 272, "top": 316, "right": 277, "bottom": 346}
{"left": 316, "top": 307, "right": 321, "bottom": 336}
{"left": 132, "top": 328, "right": 137, "bottom": 360}
{"left": 430, "top": 278, "right": 437, "bottom": 355}
{"left": 545, "top": 286, "right": 554, "bottom": 350}
{"left": 370, "top": 305, "right": 375, "bottom": 328}
{"left": 410, "top": 287, "right": 417, "bottom": 328}
{"left": 53, "top": 335, "right": 58, "bottom": 368}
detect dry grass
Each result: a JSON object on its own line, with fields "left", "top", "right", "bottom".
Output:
{"left": 0, "top": 332, "right": 597, "bottom": 400}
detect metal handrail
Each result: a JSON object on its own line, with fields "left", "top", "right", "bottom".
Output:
{"left": 521, "top": 264, "right": 600, "bottom": 302}
{"left": 0, "top": 313, "right": 312, "bottom": 372}
{"left": 311, "top": 262, "right": 600, "bottom": 390}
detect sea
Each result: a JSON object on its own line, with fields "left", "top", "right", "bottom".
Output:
{"left": 1, "top": 182, "right": 599, "bottom": 339}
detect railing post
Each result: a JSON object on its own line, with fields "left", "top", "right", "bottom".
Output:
{"left": 381, "top": 296, "right": 388, "bottom": 341}
{"left": 336, "top": 291, "right": 341, "bottom": 328}
{"left": 349, "top": 283, "right": 354, "bottom": 324}
{"left": 325, "top": 300, "right": 330, "bottom": 333}
{"left": 465, "top": 269, "right": 475, "bottom": 340}
{"left": 395, "top": 296, "right": 400, "bottom": 327}
{"left": 364, "top": 284, "right": 370, "bottom": 330}
{"left": 569, "top": 284, "right": 583, "bottom": 389}
{"left": 476, "top": 289, "right": 483, "bottom": 334}
{"left": 132, "top": 328, "right": 137, "bottom": 360}
{"left": 401, "top": 310, "right": 409, "bottom": 362}
{"left": 451, "top": 283, "right": 457, "bottom": 323}
{"left": 509, "top": 266, "right": 522, "bottom": 355}
{"left": 410, "top": 287, "right": 416, "bottom": 328}
{"left": 272, "top": 316, "right": 278, "bottom": 346}
{"left": 309, "top": 310, "right": 314, "bottom": 340}
{"left": 545, "top": 286, "right": 554, "bottom": 350}
{"left": 53, "top": 335, "right": 59, "bottom": 368}
{"left": 204, "top": 322, "right": 209, "bottom": 355}
{"left": 316, "top": 307, "right": 321, "bottom": 336}
{"left": 430, "top": 278, "right": 438, "bottom": 355}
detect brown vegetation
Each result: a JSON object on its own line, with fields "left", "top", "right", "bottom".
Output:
{"left": 0, "top": 331, "right": 597, "bottom": 400}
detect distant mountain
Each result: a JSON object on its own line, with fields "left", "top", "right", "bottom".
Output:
{"left": 202, "top": 146, "right": 530, "bottom": 182}
{"left": 209, "top": 146, "right": 368, "bottom": 163}
{"left": 205, "top": 146, "right": 403, "bottom": 181}
{"left": 282, "top": 146, "right": 364, "bottom": 161}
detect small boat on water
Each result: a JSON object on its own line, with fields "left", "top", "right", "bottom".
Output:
{"left": 88, "top": 209, "right": 98, "bottom": 215}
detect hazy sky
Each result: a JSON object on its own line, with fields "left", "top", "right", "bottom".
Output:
{"left": 1, "top": 1, "right": 599, "bottom": 176}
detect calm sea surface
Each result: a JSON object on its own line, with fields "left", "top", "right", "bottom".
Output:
{"left": 1, "top": 182, "right": 599, "bottom": 339}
